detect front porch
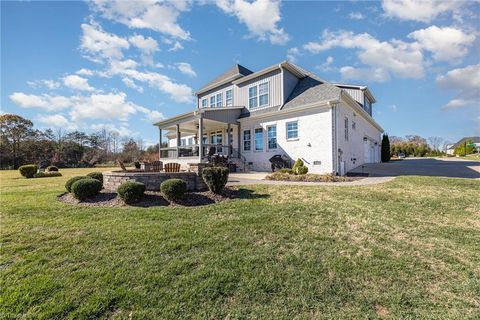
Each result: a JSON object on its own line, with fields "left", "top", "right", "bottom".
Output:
{"left": 155, "top": 107, "right": 244, "bottom": 166}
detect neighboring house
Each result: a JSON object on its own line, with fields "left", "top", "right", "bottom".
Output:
{"left": 445, "top": 144, "right": 455, "bottom": 155}
{"left": 154, "top": 61, "right": 383, "bottom": 175}
{"left": 448, "top": 136, "right": 480, "bottom": 155}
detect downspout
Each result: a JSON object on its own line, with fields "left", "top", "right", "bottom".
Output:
{"left": 330, "top": 101, "right": 338, "bottom": 175}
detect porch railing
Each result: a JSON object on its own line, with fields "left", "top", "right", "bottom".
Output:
{"left": 160, "top": 144, "right": 240, "bottom": 159}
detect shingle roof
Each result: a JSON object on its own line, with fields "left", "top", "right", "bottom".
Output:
{"left": 452, "top": 136, "right": 480, "bottom": 148}
{"left": 196, "top": 64, "right": 253, "bottom": 94}
{"left": 282, "top": 76, "right": 342, "bottom": 110}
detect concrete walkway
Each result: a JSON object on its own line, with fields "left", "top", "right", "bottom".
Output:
{"left": 227, "top": 172, "right": 394, "bottom": 187}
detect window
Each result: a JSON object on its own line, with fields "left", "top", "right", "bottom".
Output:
{"left": 216, "top": 93, "right": 222, "bottom": 107}
{"left": 181, "top": 138, "right": 186, "bottom": 146}
{"left": 254, "top": 128, "right": 263, "bottom": 151}
{"left": 248, "top": 86, "right": 258, "bottom": 109}
{"left": 188, "top": 137, "right": 193, "bottom": 145}
{"left": 201, "top": 98, "right": 207, "bottom": 108}
{"left": 267, "top": 125, "right": 277, "bottom": 150}
{"left": 226, "top": 89, "right": 233, "bottom": 106}
{"left": 259, "top": 82, "right": 269, "bottom": 107}
{"left": 210, "top": 131, "right": 223, "bottom": 153}
{"left": 344, "top": 117, "right": 349, "bottom": 141}
{"left": 286, "top": 121, "right": 298, "bottom": 140}
{"left": 243, "top": 130, "right": 251, "bottom": 151}
{"left": 210, "top": 96, "right": 215, "bottom": 108}
{"left": 364, "top": 97, "right": 372, "bottom": 115}
{"left": 352, "top": 121, "right": 356, "bottom": 130}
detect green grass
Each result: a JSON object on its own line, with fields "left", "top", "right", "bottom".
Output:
{"left": 1, "top": 168, "right": 479, "bottom": 319}
{"left": 458, "top": 154, "right": 480, "bottom": 162}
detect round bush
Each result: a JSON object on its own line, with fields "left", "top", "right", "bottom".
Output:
{"left": 33, "top": 172, "right": 62, "bottom": 178}
{"left": 65, "top": 176, "right": 89, "bottom": 193}
{"left": 161, "top": 179, "right": 187, "bottom": 201}
{"left": 202, "top": 167, "right": 229, "bottom": 194}
{"left": 19, "top": 164, "right": 38, "bottom": 178}
{"left": 71, "top": 178, "right": 102, "bottom": 201}
{"left": 296, "top": 166, "right": 308, "bottom": 175}
{"left": 117, "top": 181, "right": 146, "bottom": 204}
{"left": 46, "top": 165, "right": 59, "bottom": 172}
{"left": 86, "top": 172, "right": 103, "bottom": 186}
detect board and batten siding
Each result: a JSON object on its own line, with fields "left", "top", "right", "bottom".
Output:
{"left": 341, "top": 88, "right": 364, "bottom": 106}
{"left": 197, "top": 83, "right": 234, "bottom": 108}
{"left": 234, "top": 69, "right": 283, "bottom": 110}
{"left": 282, "top": 68, "right": 299, "bottom": 101}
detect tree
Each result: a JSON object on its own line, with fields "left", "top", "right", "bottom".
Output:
{"left": 0, "top": 114, "right": 34, "bottom": 168}
{"left": 381, "top": 133, "right": 390, "bottom": 162}
{"left": 428, "top": 136, "right": 443, "bottom": 152}
{"left": 454, "top": 139, "right": 475, "bottom": 156}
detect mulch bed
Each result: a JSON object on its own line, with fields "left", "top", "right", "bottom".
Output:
{"left": 57, "top": 187, "right": 241, "bottom": 208}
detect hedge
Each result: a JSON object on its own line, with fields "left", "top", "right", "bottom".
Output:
{"left": 33, "top": 172, "right": 62, "bottom": 178}
{"left": 65, "top": 176, "right": 89, "bottom": 193}
{"left": 71, "top": 178, "right": 102, "bottom": 201}
{"left": 19, "top": 164, "right": 38, "bottom": 178}
{"left": 202, "top": 167, "right": 229, "bottom": 194}
{"left": 117, "top": 181, "right": 146, "bottom": 204}
{"left": 161, "top": 179, "right": 187, "bottom": 201}
{"left": 87, "top": 172, "right": 103, "bottom": 187}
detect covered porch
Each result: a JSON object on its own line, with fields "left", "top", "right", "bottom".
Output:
{"left": 155, "top": 107, "right": 244, "bottom": 164}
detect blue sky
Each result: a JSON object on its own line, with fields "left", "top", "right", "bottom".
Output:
{"left": 2, "top": 0, "right": 479, "bottom": 146}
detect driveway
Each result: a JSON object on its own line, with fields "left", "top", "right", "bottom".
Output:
{"left": 349, "top": 157, "right": 480, "bottom": 179}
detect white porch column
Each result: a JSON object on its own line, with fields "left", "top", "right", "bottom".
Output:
{"left": 176, "top": 124, "right": 180, "bottom": 157}
{"left": 158, "top": 128, "right": 162, "bottom": 160}
{"left": 198, "top": 116, "right": 203, "bottom": 162}
{"left": 227, "top": 123, "right": 232, "bottom": 156}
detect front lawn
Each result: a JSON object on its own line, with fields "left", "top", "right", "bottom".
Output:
{"left": 1, "top": 168, "right": 479, "bottom": 319}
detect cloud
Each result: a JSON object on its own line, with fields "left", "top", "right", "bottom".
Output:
{"left": 168, "top": 41, "right": 184, "bottom": 51}
{"left": 315, "top": 56, "right": 335, "bottom": 72}
{"left": 122, "top": 77, "right": 144, "bottom": 93}
{"left": 10, "top": 92, "right": 72, "bottom": 111}
{"left": 286, "top": 47, "right": 300, "bottom": 62}
{"left": 408, "top": 26, "right": 475, "bottom": 62}
{"left": 340, "top": 66, "right": 390, "bottom": 82}
{"left": 80, "top": 22, "right": 130, "bottom": 62}
{"left": 27, "top": 79, "right": 61, "bottom": 90}
{"left": 91, "top": 123, "right": 134, "bottom": 137}
{"left": 135, "top": 105, "right": 165, "bottom": 123}
{"left": 436, "top": 64, "right": 480, "bottom": 109}
{"left": 388, "top": 104, "right": 398, "bottom": 112}
{"left": 175, "top": 62, "right": 197, "bottom": 77}
{"left": 216, "top": 0, "right": 290, "bottom": 45}
{"left": 76, "top": 68, "right": 95, "bottom": 76}
{"left": 348, "top": 12, "right": 364, "bottom": 20}
{"left": 129, "top": 34, "right": 159, "bottom": 65}
{"left": 36, "top": 114, "right": 77, "bottom": 130}
{"left": 90, "top": 0, "right": 191, "bottom": 40}
{"left": 381, "top": 0, "right": 465, "bottom": 23}
{"left": 63, "top": 74, "right": 95, "bottom": 91}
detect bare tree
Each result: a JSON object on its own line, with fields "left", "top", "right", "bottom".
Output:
{"left": 428, "top": 136, "right": 444, "bottom": 151}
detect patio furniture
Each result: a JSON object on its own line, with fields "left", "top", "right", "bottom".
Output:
{"left": 164, "top": 162, "right": 181, "bottom": 172}
{"left": 151, "top": 160, "right": 163, "bottom": 172}
{"left": 141, "top": 162, "right": 151, "bottom": 172}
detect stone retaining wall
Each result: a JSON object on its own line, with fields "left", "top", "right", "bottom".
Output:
{"left": 103, "top": 171, "right": 207, "bottom": 191}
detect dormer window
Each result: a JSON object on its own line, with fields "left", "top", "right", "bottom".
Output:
{"left": 248, "top": 82, "right": 269, "bottom": 109}
{"left": 249, "top": 86, "right": 258, "bottom": 108}
{"left": 259, "top": 82, "right": 269, "bottom": 106}
{"left": 226, "top": 89, "right": 233, "bottom": 106}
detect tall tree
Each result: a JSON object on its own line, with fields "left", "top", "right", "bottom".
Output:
{"left": 381, "top": 133, "right": 390, "bottom": 162}
{"left": 0, "top": 114, "right": 34, "bottom": 168}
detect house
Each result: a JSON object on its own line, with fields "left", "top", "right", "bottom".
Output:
{"left": 154, "top": 61, "right": 383, "bottom": 175}
{"left": 447, "top": 136, "right": 480, "bottom": 155}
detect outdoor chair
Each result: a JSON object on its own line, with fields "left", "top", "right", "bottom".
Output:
{"left": 151, "top": 160, "right": 163, "bottom": 172}
{"left": 164, "top": 162, "right": 181, "bottom": 172}
{"left": 116, "top": 159, "right": 127, "bottom": 171}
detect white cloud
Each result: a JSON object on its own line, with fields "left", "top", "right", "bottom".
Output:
{"left": 315, "top": 56, "right": 335, "bottom": 72}
{"left": 388, "top": 104, "right": 398, "bottom": 112}
{"left": 129, "top": 34, "right": 159, "bottom": 65}
{"left": 10, "top": 92, "right": 71, "bottom": 111}
{"left": 216, "top": 0, "right": 290, "bottom": 45}
{"left": 286, "top": 47, "right": 300, "bottom": 62}
{"left": 408, "top": 26, "right": 475, "bottom": 62}
{"left": 436, "top": 64, "right": 480, "bottom": 109}
{"left": 122, "top": 77, "right": 144, "bottom": 93}
{"left": 175, "top": 62, "right": 197, "bottom": 77}
{"left": 90, "top": 0, "right": 191, "bottom": 40}
{"left": 91, "top": 123, "right": 134, "bottom": 137}
{"left": 80, "top": 22, "right": 130, "bottom": 62}
{"left": 36, "top": 114, "right": 77, "bottom": 130}
{"left": 135, "top": 105, "right": 165, "bottom": 123}
{"left": 348, "top": 12, "right": 364, "bottom": 20}
{"left": 76, "top": 68, "right": 94, "bottom": 76}
{"left": 381, "top": 0, "right": 465, "bottom": 23}
{"left": 63, "top": 74, "right": 95, "bottom": 91}
{"left": 340, "top": 66, "right": 390, "bottom": 82}
{"left": 27, "top": 79, "right": 61, "bottom": 90}
{"left": 168, "top": 41, "right": 184, "bottom": 51}
{"left": 69, "top": 92, "right": 139, "bottom": 122}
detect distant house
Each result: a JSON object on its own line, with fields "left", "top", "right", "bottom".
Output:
{"left": 447, "top": 136, "right": 480, "bottom": 155}
{"left": 154, "top": 61, "right": 384, "bottom": 175}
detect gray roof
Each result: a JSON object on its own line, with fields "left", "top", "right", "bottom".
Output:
{"left": 282, "top": 76, "right": 342, "bottom": 110}
{"left": 196, "top": 64, "right": 253, "bottom": 94}
{"left": 452, "top": 136, "right": 480, "bottom": 148}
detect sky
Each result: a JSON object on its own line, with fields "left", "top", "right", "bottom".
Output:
{"left": 1, "top": 0, "right": 479, "bottom": 147}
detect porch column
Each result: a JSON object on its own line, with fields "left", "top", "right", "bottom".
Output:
{"left": 158, "top": 127, "right": 162, "bottom": 160}
{"left": 237, "top": 123, "right": 241, "bottom": 159}
{"left": 176, "top": 124, "right": 180, "bottom": 158}
{"left": 227, "top": 123, "right": 232, "bottom": 156}
{"left": 198, "top": 116, "right": 203, "bottom": 162}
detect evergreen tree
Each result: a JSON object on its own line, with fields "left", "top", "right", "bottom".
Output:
{"left": 381, "top": 133, "right": 390, "bottom": 162}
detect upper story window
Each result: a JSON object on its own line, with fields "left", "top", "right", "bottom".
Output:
{"left": 344, "top": 117, "right": 349, "bottom": 141}
{"left": 188, "top": 137, "right": 193, "bottom": 145}
{"left": 364, "top": 97, "right": 372, "bottom": 115}
{"left": 249, "top": 86, "right": 258, "bottom": 109}
{"left": 181, "top": 138, "right": 186, "bottom": 146}
{"left": 259, "top": 82, "right": 269, "bottom": 107}
{"left": 226, "top": 89, "right": 233, "bottom": 106}
{"left": 267, "top": 125, "right": 277, "bottom": 150}
{"left": 210, "top": 96, "right": 215, "bottom": 108}
{"left": 286, "top": 121, "right": 298, "bottom": 140}
{"left": 201, "top": 98, "right": 207, "bottom": 108}
{"left": 216, "top": 93, "right": 222, "bottom": 107}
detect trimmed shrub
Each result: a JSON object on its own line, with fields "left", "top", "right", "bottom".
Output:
{"left": 117, "top": 181, "right": 146, "bottom": 204}
{"left": 19, "top": 164, "right": 38, "bottom": 178}
{"left": 86, "top": 172, "right": 103, "bottom": 186}
{"left": 278, "top": 168, "right": 293, "bottom": 174}
{"left": 46, "top": 165, "right": 59, "bottom": 172}
{"left": 161, "top": 179, "right": 187, "bottom": 201}
{"left": 381, "top": 134, "right": 391, "bottom": 162}
{"left": 33, "top": 172, "right": 62, "bottom": 178}
{"left": 296, "top": 166, "right": 308, "bottom": 175}
{"left": 65, "top": 176, "right": 89, "bottom": 192}
{"left": 292, "top": 159, "right": 308, "bottom": 175}
{"left": 202, "top": 167, "right": 229, "bottom": 194}
{"left": 71, "top": 178, "right": 102, "bottom": 201}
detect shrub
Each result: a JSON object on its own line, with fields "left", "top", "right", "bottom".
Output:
{"left": 381, "top": 134, "right": 391, "bottom": 162}
{"left": 202, "top": 167, "right": 229, "bottom": 194}
{"left": 134, "top": 161, "right": 141, "bottom": 169}
{"left": 292, "top": 159, "right": 308, "bottom": 175}
{"left": 161, "top": 179, "right": 187, "bottom": 201}
{"left": 19, "top": 164, "right": 38, "bottom": 178}
{"left": 71, "top": 178, "right": 102, "bottom": 201}
{"left": 277, "top": 168, "right": 293, "bottom": 174}
{"left": 86, "top": 172, "right": 103, "bottom": 186}
{"left": 65, "top": 176, "right": 89, "bottom": 193}
{"left": 33, "top": 172, "right": 62, "bottom": 178}
{"left": 117, "top": 181, "right": 146, "bottom": 204}
{"left": 46, "top": 165, "right": 59, "bottom": 172}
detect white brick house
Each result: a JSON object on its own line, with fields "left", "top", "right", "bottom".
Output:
{"left": 155, "top": 61, "right": 383, "bottom": 175}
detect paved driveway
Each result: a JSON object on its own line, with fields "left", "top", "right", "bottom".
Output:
{"left": 349, "top": 157, "right": 480, "bottom": 179}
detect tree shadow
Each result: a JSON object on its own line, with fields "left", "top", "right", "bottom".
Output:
{"left": 236, "top": 188, "right": 270, "bottom": 200}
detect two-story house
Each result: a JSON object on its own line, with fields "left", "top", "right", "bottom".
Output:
{"left": 154, "top": 61, "right": 383, "bottom": 175}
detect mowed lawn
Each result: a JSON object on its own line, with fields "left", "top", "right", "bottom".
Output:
{"left": 1, "top": 169, "right": 479, "bottom": 319}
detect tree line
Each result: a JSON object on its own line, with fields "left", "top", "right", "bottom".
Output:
{"left": 0, "top": 114, "right": 163, "bottom": 169}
